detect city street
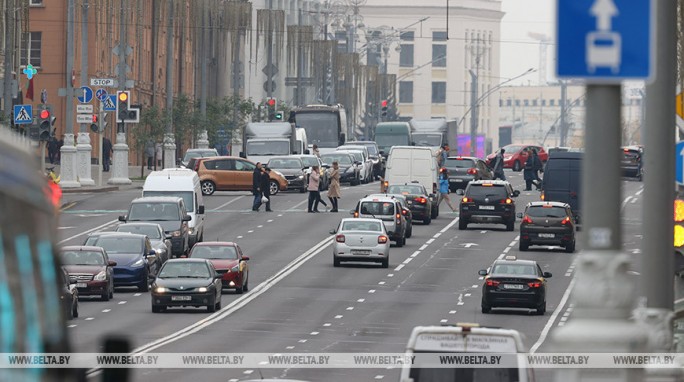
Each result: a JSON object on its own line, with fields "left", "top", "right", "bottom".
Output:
{"left": 56, "top": 172, "right": 647, "bottom": 381}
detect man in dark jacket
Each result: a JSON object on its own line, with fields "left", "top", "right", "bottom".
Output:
{"left": 523, "top": 153, "right": 536, "bottom": 191}
{"left": 531, "top": 149, "right": 543, "bottom": 190}
{"left": 492, "top": 148, "right": 506, "bottom": 180}
{"left": 260, "top": 167, "right": 273, "bottom": 212}
{"left": 252, "top": 162, "right": 263, "bottom": 211}
{"left": 102, "top": 137, "right": 113, "bottom": 172}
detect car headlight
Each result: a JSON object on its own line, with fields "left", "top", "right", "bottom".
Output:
{"left": 171, "top": 230, "right": 181, "bottom": 237}
{"left": 198, "top": 287, "right": 208, "bottom": 293}
{"left": 154, "top": 287, "right": 166, "bottom": 293}
{"left": 298, "top": 175, "right": 305, "bottom": 179}
{"left": 94, "top": 271, "right": 107, "bottom": 281}
{"left": 188, "top": 227, "right": 195, "bottom": 234}
{"left": 131, "top": 258, "right": 145, "bottom": 267}
{"left": 229, "top": 265, "right": 240, "bottom": 273}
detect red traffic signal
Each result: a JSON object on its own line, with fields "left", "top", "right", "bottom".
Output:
{"left": 40, "top": 109, "right": 50, "bottom": 119}
{"left": 266, "top": 98, "right": 276, "bottom": 107}
{"left": 381, "top": 100, "right": 388, "bottom": 108}
{"left": 92, "top": 115, "right": 98, "bottom": 123}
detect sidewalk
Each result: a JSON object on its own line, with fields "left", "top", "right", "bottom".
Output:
{"left": 49, "top": 163, "right": 158, "bottom": 193}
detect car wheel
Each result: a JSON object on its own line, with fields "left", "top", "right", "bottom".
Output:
{"left": 396, "top": 236, "right": 405, "bottom": 247}
{"left": 423, "top": 215, "right": 432, "bottom": 225}
{"left": 506, "top": 220, "right": 515, "bottom": 231}
{"left": 481, "top": 303, "right": 491, "bottom": 314}
{"left": 101, "top": 289, "right": 110, "bottom": 302}
{"left": 152, "top": 304, "right": 162, "bottom": 313}
{"left": 536, "top": 302, "right": 546, "bottom": 315}
{"left": 406, "top": 225, "right": 412, "bottom": 238}
{"left": 431, "top": 206, "right": 438, "bottom": 219}
{"left": 513, "top": 160, "right": 521, "bottom": 172}
{"left": 459, "top": 219, "right": 468, "bottom": 230}
{"left": 519, "top": 240, "right": 529, "bottom": 251}
{"left": 215, "top": 298, "right": 222, "bottom": 310}
{"left": 207, "top": 301, "right": 217, "bottom": 313}
{"left": 333, "top": 257, "right": 341, "bottom": 267}
{"left": 381, "top": 257, "right": 389, "bottom": 269}
{"left": 565, "top": 241, "right": 576, "bottom": 253}
{"left": 269, "top": 180, "right": 279, "bottom": 195}
{"left": 243, "top": 274, "right": 249, "bottom": 292}
{"left": 72, "top": 299, "right": 79, "bottom": 318}
{"left": 109, "top": 281, "right": 114, "bottom": 299}
{"left": 235, "top": 284, "right": 243, "bottom": 294}
{"left": 201, "top": 180, "right": 215, "bottom": 195}
{"left": 138, "top": 271, "right": 149, "bottom": 292}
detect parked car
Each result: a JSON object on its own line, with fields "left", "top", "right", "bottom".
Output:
{"left": 486, "top": 144, "right": 549, "bottom": 172}
{"left": 443, "top": 156, "right": 493, "bottom": 191}
{"left": 331, "top": 218, "right": 391, "bottom": 268}
{"left": 479, "top": 256, "right": 552, "bottom": 315}
{"left": 150, "top": 258, "right": 223, "bottom": 313}
{"left": 351, "top": 194, "right": 408, "bottom": 247}
{"left": 60, "top": 246, "right": 116, "bottom": 301}
{"left": 181, "top": 148, "right": 219, "bottom": 168}
{"left": 188, "top": 242, "right": 250, "bottom": 294}
{"left": 266, "top": 156, "right": 308, "bottom": 193}
{"left": 518, "top": 201, "right": 576, "bottom": 253}
{"left": 320, "top": 152, "right": 361, "bottom": 186}
{"left": 457, "top": 180, "right": 520, "bottom": 231}
{"left": 386, "top": 183, "right": 433, "bottom": 225}
{"left": 116, "top": 223, "right": 171, "bottom": 263}
{"left": 197, "top": 156, "right": 288, "bottom": 196}
{"left": 60, "top": 268, "right": 79, "bottom": 320}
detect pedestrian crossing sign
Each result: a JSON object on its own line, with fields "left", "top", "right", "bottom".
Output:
{"left": 103, "top": 95, "right": 116, "bottom": 111}
{"left": 13, "top": 104, "right": 33, "bottom": 125}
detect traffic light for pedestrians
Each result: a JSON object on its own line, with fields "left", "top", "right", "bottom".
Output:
{"left": 381, "top": 100, "right": 388, "bottom": 117}
{"left": 38, "top": 108, "right": 51, "bottom": 141}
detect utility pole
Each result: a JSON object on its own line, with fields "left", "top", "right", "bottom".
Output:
{"left": 3, "top": 0, "right": 13, "bottom": 123}
{"left": 59, "top": 0, "right": 81, "bottom": 188}
{"left": 559, "top": 80, "right": 568, "bottom": 146}
{"left": 296, "top": 8, "right": 304, "bottom": 106}
{"left": 163, "top": 0, "right": 176, "bottom": 169}
{"left": 469, "top": 70, "right": 478, "bottom": 157}
{"left": 108, "top": 0, "right": 132, "bottom": 184}
{"left": 76, "top": 0, "right": 95, "bottom": 186}
{"left": 197, "top": 0, "right": 210, "bottom": 149}
{"left": 266, "top": 0, "right": 274, "bottom": 99}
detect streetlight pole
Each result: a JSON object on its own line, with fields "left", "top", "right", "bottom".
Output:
{"left": 469, "top": 70, "right": 478, "bottom": 157}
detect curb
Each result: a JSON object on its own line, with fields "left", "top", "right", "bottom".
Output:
{"left": 62, "top": 186, "right": 120, "bottom": 194}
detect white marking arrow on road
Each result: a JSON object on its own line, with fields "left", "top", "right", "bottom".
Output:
{"left": 591, "top": 0, "right": 618, "bottom": 31}
{"left": 461, "top": 243, "right": 479, "bottom": 248}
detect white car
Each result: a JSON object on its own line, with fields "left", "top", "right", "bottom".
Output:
{"left": 331, "top": 218, "right": 391, "bottom": 268}
{"left": 337, "top": 145, "right": 374, "bottom": 182}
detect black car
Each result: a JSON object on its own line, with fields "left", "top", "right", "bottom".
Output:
{"left": 479, "top": 256, "right": 552, "bottom": 315}
{"left": 60, "top": 268, "right": 79, "bottom": 320}
{"left": 266, "top": 156, "right": 308, "bottom": 192}
{"left": 541, "top": 152, "right": 582, "bottom": 223}
{"left": 518, "top": 201, "right": 576, "bottom": 253}
{"left": 620, "top": 146, "right": 643, "bottom": 181}
{"left": 386, "top": 183, "right": 433, "bottom": 224}
{"left": 150, "top": 258, "right": 223, "bottom": 313}
{"left": 457, "top": 180, "right": 519, "bottom": 231}
{"left": 321, "top": 152, "right": 361, "bottom": 185}
{"left": 444, "top": 156, "right": 493, "bottom": 191}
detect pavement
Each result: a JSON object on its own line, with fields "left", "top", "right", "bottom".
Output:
{"left": 48, "top": 163, "right": 159, "bottom": 193}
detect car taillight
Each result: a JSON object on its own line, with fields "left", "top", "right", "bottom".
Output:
{"left": 522, "top": 215, "right": 533, "bottom": 224}
{"left": 486, "top": 279, "right": 500, "bottom": 287}
{"left": 462, "top": 197, "right": 472, "bottom": 203}
{"left": 396, "top": 213, "right": 402, "bottom": 225}
{"left": 336, "top": 234, "right": 345, "bottom": 243}
{"left": 467, "top": 168, "right": 477, "bottom": 175}
{"left": 540, "top": 192, "right": 545, "bottom": 201}
{"left": 561, "top": 216, "right": 572, "bottom": 225}
{"left": 415, "top": 197, "right": 427, "bottom": 204}
{"left": 501, "top": 198, "right": 513, "bottom": 204}
{"left": 528, "top": 281, "right": 542, "bottom": 288}
{"left": 378, "top": 236, "right": 388, "bottom": 244}
{"left": 402, "top": 209, "right": 408, "bottom": 215}
{"left": 353, "top": 211, "right": 359, "bottom": 218}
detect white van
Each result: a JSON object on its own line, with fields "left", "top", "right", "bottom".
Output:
{"left": 295, "top": 128, "right": 309, "bottom": 155}
{"left": 384, "top": 146, "right": 439, "bottom": 218}
{"left": 143, "top": 168, "right": 205, "bottom": 247}
{"left": 400, "top": 324, "right": 533, "bottom": 382}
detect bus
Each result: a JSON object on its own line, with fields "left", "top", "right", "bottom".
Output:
{"left": 289, "top": 104, "right": 349, "bottom": 154}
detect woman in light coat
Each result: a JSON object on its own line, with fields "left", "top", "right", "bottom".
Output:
{"left": 327, "top": 161, "right": 341, "bottom": 212}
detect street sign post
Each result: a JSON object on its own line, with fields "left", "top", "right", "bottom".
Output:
{"left": 676, "top": 141, "right": 684, "bottom": 185}
{"left": 77, "top": 86, "right": 93, "bottom": 103}
{"left": 556, "top": 0, "right": 654, "bottom": 82}
{"left": 13, "top": 105, "right": 33, "bottom": 125}
{"left": 90, "top": 78, "right": 116, "bottom": 87}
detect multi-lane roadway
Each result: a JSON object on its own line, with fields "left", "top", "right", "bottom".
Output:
{"left": 57, "top": 172, "right": 646, "bottom": 382}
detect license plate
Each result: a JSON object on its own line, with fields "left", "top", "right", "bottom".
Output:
{"left": 539, "top": 233, "right": 555, "bottom": 238}
{"left": 76, "top": 283, "right": 88, "bottom": 288}
{"left": 503, "top": 284, "right": 524, "bottom": 290}
{"left": 351, "top": 250, "right": 371, "bottom": 255}
{"left": 479, "top": 205, "right": 495, "bottom": 210}
{"left": 171, "top": 295, "right": 192, "bottom": 301}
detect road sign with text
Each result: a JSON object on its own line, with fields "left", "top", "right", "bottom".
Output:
{"left": 90, "top": 78, "right": 116, "bottom": 87}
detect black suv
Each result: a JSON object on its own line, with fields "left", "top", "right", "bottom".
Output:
{"left": 386, "top": 183, "right": 433, "bottom": 224}
{"left": 620, "top": 146, "right": 643, "bottom": 181}
{"left": 518, "top": 201, "right": 576, "bottom": 253}
{"left": 457, "top": 180, "right": 519, "bottom": 231}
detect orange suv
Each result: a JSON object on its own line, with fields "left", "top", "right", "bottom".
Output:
{"left": 197, "top": 156, "right": 287, "bottom": 195}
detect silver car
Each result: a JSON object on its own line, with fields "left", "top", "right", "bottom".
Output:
{"left": 331, "top": 218, "right": 391, "bottom": 268}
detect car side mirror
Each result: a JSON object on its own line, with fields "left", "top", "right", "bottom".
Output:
{"left": 242, "top": 256, "right": 250, "bottom": 261}
{"left": 355, "top": 161, "right": 362, "bottom": 165}
{"left": 339, "top": 133, "right": 346, "bottom": 145}
{"left": 198, "top": 205, "right": 205, "bottom": 214}
{"left": 165, "top": 235, "right": 173, "bottom": 240}
{"left": 516, "top": 212, "right": 523, "bottom": 219}
{"left": 513, "top": 190, "right": 520, "bottom": 197}
{"left": 379, "top": 150, "right": 385, "bottom": 155}
{"left": 183, "top": 215, "right": 192, "bottom": 222}
{"left": 349, "top": 210, "right": 355, "bottom": 215}
{"left": 118, "top": 215, "right": 127, "bottom": 222}
{"left": 456, "top": 189, "right": 465, "bottom": 195}
{"left": 543, "top": 272, "right": 553, "bottom": 278}
{"left": 329, "top": 229, "right": 337, "bottom": 234}
{"left": 304, "top": 149, "right": 311, "bottom": 155}
{"left": 478, "top": 270, "right": 488, "bottom": 276}
{"left": 108, "top": 260, "right": 117, "bottom": 267}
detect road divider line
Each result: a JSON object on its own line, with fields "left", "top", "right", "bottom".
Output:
{"left": 394, "top": 264, "right": 405, "bottom": 271}
{"left": 58, "top": 219, "right": 118, "bottom": 245}
{"left": 211, "top": 196, "right": 244, "bottom": 211}
{"left": 530, "top": 278, "right": 576, "bottom": 354}
{"left": 288, "top": 199, "right": 309, "bottom": 211}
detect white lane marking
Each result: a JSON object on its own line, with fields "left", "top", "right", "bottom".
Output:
{"left": 394, "top": 264, "right": 405, "bottom": 271}
{"left": 419, "top": 245, "right": 428, "bottom": 251}
{"left": 369, "top": 290, "right": 376, "bottom": 294}
{"left": 267, "top": 219, "right": 274, "bottom": 223}
{"left": 509, "top": 240, "right": 517, "bottom": 247}
{"left": 278, "top": 214, "right": 283, "bottom": 217}
{"left": 85, "top": 317, "right": 95, "bottom": 321}
{"left": 457, "top": 294, "right": 464, "bottom": 306}
{"left": 449, "top": 310, "right": 456, "bottom": 314}
{"left": 257, "top": 225, "right": 263, "bottom": 228}
{"left": 346, "top": 306, "right": 354, "bottom": 310}
{"left": 478, "top": 277, "right": 484, "bottom": 280}
{"left": 244, "top": 370, "right": 254, "bottom": 375}
{"left": 472, "top": 285, "right": 479, "bottom": 289}
{"left": 530, "top": 278, "right": 576, "bottom": 354}
{"left": 426, "top": 239, "right": 435, "bottom": 244}
{"left": 289, "top": 199, "right": 309, "bottom": 210}
{"left": 440, "top": 319, "right": 448, "bottom": 323}
{"left": 214, "top": 196, "right": 244, "bottom": 210}
{"left": 622, "top": 196, "right": 633, "bottom": 209}
{"left": 323, "top": 323, "right": 331, "bottom": 327}
{"left": 378, "top": 281, "right": 386, "bottom": 285}
{"left": 335, "top": 315, "right": 343, "bottom": 319}
{"left": 636, "top": 188, "right": 644, "bottom": 196}
{"left": 134, "top": 293, "right": 142, "bottom": 297}
{"left": 58, "top": 226, "right": 75, "bottom": 230}
{"left": 375, "top": 376, "right": 384, "bottom": 380}
{"left": 480, "top": 230, "right": 487, "bottom": 234}
{"left": 411, "top": 251, "right": 421, "bottom": 257}
{"left": 286, "top": 346, "right": 295, "bottom": 350}
{"left": 58, "top": 219, "right": 118, "bottom": 245}
{"left": 503, "top": 247, "right": 511, "bottom": 253}
{"left": 310, "top": 332, "right": 319, "bottom": 335}
{"left": 118, "top": 301, "right": 127, "bottom": 305}
{"left": 631, "top": 198, "right": 638, "bottom": 204}
{"left": 357, "top": 298, "right": 365, "bottom": 303}
{"left": 387, "top": 274, "right": 394, "bottom": 278}
{"left": 248, "top": 230, "right": 254, "bottom": 233}
{"left": 102, "top": 309, "right": 111, "bottom": 313}
{"left": 298, "top": 339, "right": 307, "bottom": 343}
{"left": 434, "top": 232, "right": 442, "bottom": 238}
{"left": 68, "top": 324, "right": 77, "bottom": 328}
{"left": 402, "top": 258, "right": 413, "bottom": 264}
{"left": 237, "top": 236, "right": 243, "bottom": 239}
{"left": 497, "top": 253, "right": 506, "bottom": 260}
{"left": 465, "top": 293, "right": 471, "bottom": 297}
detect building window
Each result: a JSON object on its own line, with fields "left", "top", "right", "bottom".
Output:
{"left": 515, "top": 100, "right": 520, "bottom": 107}
{"left": 335, "top": 31, "right": 347, "bottom": 53}
{"left": 29, "top": 0, "right": 43, "bottom": 5}
{"left": 432, "top": 82, "right": 446, "bottom": 103}
{"left": 550, "top": 99, "right": 555, "bottom": 106}
{"left": 506, "top": 99, "right": 512, "bottom": 107}
{"left": 433, "top": 31, "right": 447, "bottom": 42}
{"left": 400, "top": 44, "right": 414, "bottom": 67}
{"left": 532, "top": 99, "right": 537, "bottom": 106}
{"left": 541, "top": 99, "right": 546, "bottom": 106}
{"left": 523, "top": 99, "right": 529, "bottom": 107}
{"left": 400, "top": 31, "right": 414, "bottom": 41}
{"left": 21, "top": 32, "right": 42, "bottom": 67}
{"left": 399, "top": 81, "right": 413, "bottom": 103}
{"left": 432, "top": 44, "right": 446, "bottom": 68}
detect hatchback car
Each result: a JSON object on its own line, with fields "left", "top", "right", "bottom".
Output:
{"left": 197, "top": 156, "right": 288, "bottom": 195}
{"left": 479, "top": 256, "right": 552, "bottom": 315}
{"left": 150, "top": 258, "right": 222, "bottom": 313}
{"left": 351, "top": 195, "right": 407, "bottom": 246}
{"left": 518, "top": 201, "right": 576, "bottom": 252}
{"left": 457, "top": 180, "right": 519, "bottom": 231}
{"left": 116, "top": 222, "right": 171, "bottom": 263}
{"left": 60, "top": 246, "right": 116, "bottom": 301}
{"left": 486, "top": 144, "right": 548, "bottom": 172}
{"left": 386, "top": 183, "right": 433, "bottom": 224}
{"left": 331, "top": 218, "right": 391, "bottom": 268}
{"left": 188, "top": 242, "right": 250, "bottom": 294}
{"left": 267, "top": 156, "right": 308, "bottom": 192}
{"left": 444, "top": 156, "right": 493, "bottom": 191}
{"left": 620, "top": 146, "right": 643, "bottom": 181}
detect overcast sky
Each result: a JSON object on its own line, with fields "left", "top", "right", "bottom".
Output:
{"left": 500, "top": 0, "right": 555, "bottom": 85}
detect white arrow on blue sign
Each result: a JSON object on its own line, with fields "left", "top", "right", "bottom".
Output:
{"left": 77, "top": 86, "right": 93, "bottom": 103}
{"left": 677, "top": 141, "right": 684, "bottom": 185}
{"left": 556, "top": 0, "right": 654, "bottom": 82}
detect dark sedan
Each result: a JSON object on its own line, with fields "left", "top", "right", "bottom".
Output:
{"left": 266, "top": 157, "right": 308, "bottom": 192}
{"left": 60, "top": 246, "right": 116, "bottom": 301}
{"left": 150, "top": 258, "right": 222, "bottom": 313}
{"left": 321, "top": 152, "right": 361, "bottom": 185}
{"left": 386, "top": 183, "right": 433, "bottom": 224}
{"left": 479, "top": 256, "right": 552, "bottom": 315}
{"left": 444, "top": 156, "right": 493, "bottom": 191}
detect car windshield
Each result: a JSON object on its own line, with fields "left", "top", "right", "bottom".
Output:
{"left": 142, "top": 191, "right": 194, "bottom": 212}
{"left": 90, "top": 237, "right": 142, "bottom": 254}
{"left": 61, "top": 251, "right": 105, "bottom": 265}
{"left": 466, "top": 185, "right": 508, "bottom": 199}
{"left": 300, "top": 157, "right": 319, "bottom": 167}
{"left": 503, "top": 145, "right": 524, "bottom": 153}
{"left": 492, "top": 264, "right": 537, "bottom": 276}
{"left": 190, "top": 246, "right": 238, "bottom": 260}
{"left": 128, "top": 202, "right": 181, "bottom": 221}
{"left": 295, "top": 112, "right": 339, "bottom": 148}
{"left": 246, "top": 141, "right": 291, "bottom": 156}
{"left": 360, "top": 201, "right": 395, "bottom": 216}
{"left": 116, "top": 225, "right": 162, "bottom": 239}
{"left": 342, "top": 221, "right": 383, "bottom": 232}
{"left": 445, "top": 158, "right": 476, "bottom": 169}
{"left": 387, "top": 185, "right": 425, "bottom": 195}
{"left": 183, "top": 150, "right": 217, "bottom": 162}
{"left": 527, "top": 206, "right": 568, "bottom": 218}
{"left": 344, "top": 151, "right": 363, "bottom": 162}
{"left": 412, "top": 134, "right": 442, "bottom": 147}
{"left": 321, "top": 154, "right": 352, "bottom": 165}
{"left": 267, "top": 158, "right": 303, "bottom": 169}
{"left": 358, "top": 143, "right": 378, "bottom": 155}
{"left": 159, "top": 262, "right": 211, "bottom": 278}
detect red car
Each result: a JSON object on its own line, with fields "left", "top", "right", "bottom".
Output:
{"left": 486, "top": 144, "right": 548, "bottom": 172}
{"left": 187, "top": 242, "right": 250, "bottom": 293}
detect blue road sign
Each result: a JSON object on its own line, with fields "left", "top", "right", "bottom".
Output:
{"left": 103, "top": 95, "right": 116, "bottom": 111}
{"left": 13, "top": 105, "right": 32, "bottom": 125}
{"left": 677, "top": 141, "right": 684, "bottom": 185}
{"left": 557, "top": 0, "right": 653, "bottom": 82}
{"left": 95, "top": 88, "right": 108, "bottom": 102}
{"left": 77, "top": 86, "right": 93, "bottom": 103}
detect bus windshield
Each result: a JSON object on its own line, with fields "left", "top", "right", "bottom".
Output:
{"left": 376, "top": 134, "right": 409, "bottom": 149}
{"left": 295, "top": 112, "right": 339, "bottom": 148}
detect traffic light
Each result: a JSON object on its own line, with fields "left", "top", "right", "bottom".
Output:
{"left": 38, "top": 108, "right": 51, "bottom": 141}
{"left": 675, "top": 199, "right": 684, "bottom": 248}
{"left": 90, "top": 114, "right": 99, "bottom": 133}
{"left": 116, "top": 91, "right": 130, "bottom": 123}
{"left": 274, "top": 111, "right": 284, "bottom": 121}
{"left": 266, "top": 97, "right": 277, "bottom": 121}
{"left": 381, "top": 99, "right": 388, "bottom": 117}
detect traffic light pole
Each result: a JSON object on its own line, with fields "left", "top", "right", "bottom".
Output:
{"left": 76, "top": 0, "right": 95, "bottom": 186}
{"left": 59, "top": 0, "right": 81, "bottom": 189}
{"left": 108, "top": 2, "right": 131, "bottom": 185}
{"left": 163, "top": 0, "right": 176, "bottom": 169}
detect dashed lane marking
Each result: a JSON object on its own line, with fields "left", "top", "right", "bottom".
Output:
{"left": 85, "top": 317, "right": 95, "bottom": 321}
{"left": 134, "top": 293, "right": 142, "bottom": 297}
{"left": 378, "top": 281, "right": 386, "bottom": 285}
{"left": 357, "top": 298, "right": 365, "bottom": 303}
{"left": 419, "top": 245, "right": 428, "bottom": 251}
{"left": 369, "top": 290, "right": 376, "bottom": 293}
{"left": 323, "top": 323, "right": 331, "bottom": 327}
{"left": 394, "top": 264, "right": 405, "bottom": 271}
{"left": 346, "top": 306, "right": 354, "bottom": 310}
{"left": 310, "top": 332, "right": 319, "bottom": 336}
{"left": 335, "top": 315, "right": 343, "bottom": 319}
{"left": 118, "top": 301, "right": 127, "bottom": 305}
{"left": 68, "top": 324, "right": 77, "bottom": 328}
{"left": 449, "top": 310, "right": 456, "bottom": 314}
{"left": 298, "top": 340, "right": 307, "bottom": 343}
{"left": 102, "top": 309, "right": 111, "bottom": 313}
